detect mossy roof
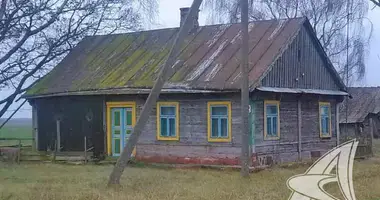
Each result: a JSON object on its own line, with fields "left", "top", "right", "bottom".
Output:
{"left": 25, "top": 18, "right": 308, "bottom": 98}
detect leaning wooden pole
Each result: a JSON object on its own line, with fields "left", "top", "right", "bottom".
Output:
{"left": 240, "top": 0, "right": 250, "bottom": 177}
{"left": 107, "top": 0, "right": 203, "bottom": 186}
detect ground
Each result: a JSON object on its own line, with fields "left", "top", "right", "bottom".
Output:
{"left": 0, "top": 120, "right": 379, "bottom": 200}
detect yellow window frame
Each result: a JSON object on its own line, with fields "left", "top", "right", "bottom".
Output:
{"left": 319, "top": 102, "right": 332, "bottom": 138}
{"left": 106, "top": 102, "right": 136, "bottom": 156}
{"left": 264, "top": 100, "right": 280, "bottom": 140}
{"left": 156, "top": 102, "right": 180, "bottom": 141}
{"left": 207, "top": 101, "right": 232, "bottom": 142}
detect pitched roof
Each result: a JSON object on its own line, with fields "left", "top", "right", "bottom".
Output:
{"left": 340, "top": 87, "right": 380, "bottom": 123}
{"left": 24, "top": 17, "right": 342, "bottom": 98}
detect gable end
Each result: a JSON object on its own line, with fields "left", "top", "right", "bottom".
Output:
{"left": 260, "top": 22, "right": 345, "bottom": 91}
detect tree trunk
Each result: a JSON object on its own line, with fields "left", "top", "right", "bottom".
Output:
{"left": 107, "top": 0, "right": 203, "bottom": 186}
{"left": 240, "top": 0, "right": 250, "bottom": 177}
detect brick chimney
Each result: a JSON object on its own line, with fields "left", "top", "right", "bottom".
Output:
{"left": 180, "top": 7, "right": 199, "bottom": 30}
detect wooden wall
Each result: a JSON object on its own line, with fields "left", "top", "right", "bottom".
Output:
{"left": 34, "top": 96, "right": 104, "bottom": 157}
{"left": 261, "top": 26, "right": 340, "bottom": 91}
{"left": 252, "top": 92, "right": 338, "bottom": 166}
{"left": 108, "top": 93, "right": 244, "bottom": 165}
{"left": 32, "top": 91, "right": 341, "bottom": 166}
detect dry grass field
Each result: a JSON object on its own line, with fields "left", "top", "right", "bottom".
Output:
{"left": 0, "top": 140, "right": 379, "bottom": 200}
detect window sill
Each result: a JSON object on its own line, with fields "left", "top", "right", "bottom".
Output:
{"left": 264, "top": 136, "right": 280, "bottom": 141}
{"left": 208, "top": 138, "right": 231, "bottom": 143}
{"left": 157, "top": 137, "right": 179, "bottom": 141}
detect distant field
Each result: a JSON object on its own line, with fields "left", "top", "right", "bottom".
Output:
{"left": 0, "top": 118, "right": 32, "bottom": 146}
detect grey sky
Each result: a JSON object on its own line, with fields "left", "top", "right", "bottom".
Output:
{"left": 3, "top": 0, "right": 380, "bottom": 118}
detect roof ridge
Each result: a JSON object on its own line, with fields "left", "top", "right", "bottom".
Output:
{"left": 87, "top": 18, "right": 305, "bottom": 38}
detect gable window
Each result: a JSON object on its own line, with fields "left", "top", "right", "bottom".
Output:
{"left": 157, "top": 102, "right": 179, "bottom": 141}
{"left": 319, "top": 102, "right": 331, "bottom": 138}
{"left": 207, "top": 101, "right": 232, "bottom": 142}
{"left": 264, "top": 101, "right": 280, "bottom": 140}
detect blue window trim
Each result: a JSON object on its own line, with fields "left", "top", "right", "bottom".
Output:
{"left": 159, "top": 106, "right": 176, "bottom": 137}
{"left": 264, "top": 100, "right": 280, "bottom": 140}
{"left": 156, "top": 102, "right": 180, "bottom": 141}
{"left": 210, "top": 105, "right": 229, "bottom": 138}
{"left": 319, "top": 102, "right": 331, "bottom": 138}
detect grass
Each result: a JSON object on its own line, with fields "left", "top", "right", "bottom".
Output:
{"left": 0, "top": 141, "right": 379, "bottom": 200}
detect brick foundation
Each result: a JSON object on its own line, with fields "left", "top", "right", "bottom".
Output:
{"left": 136, "top": 153, "right": 258, "bottom": 166}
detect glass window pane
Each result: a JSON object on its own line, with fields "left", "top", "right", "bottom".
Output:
{"left": 113, "top": 111, "right": 120, "bottom": 126}
{"left": 221, "top": 118, "right": 228, "bottom": 137}
{"left": 161, "top": 106, "right": 175, "bottom": 115}
{"left": 267, "top": 117, "right": 272, "bottom": 135}
{"left": 126, "top": 110, "right": 132, "bottom": 125}
{"left": 272, "top": 117, "right": 277, "bottom": 136}
{"left": 211, "top": 106, "right": 227, "bottom": 116}
{"left": 114, "top": 130, "right": 120, "bottom": 136}
{"left": 266, "top": 105, "right": 277, "bottom": 115}
{"left": 322, "top": 118, "right": 326, "bottom": 133}
{"left": 321, "top": 106, "right": 329, "bottom": 116}
{"left": 160, "top": 118, "right": 168, "bottom": 136}
{"left": 326, "top": 118, "right": 330, "bottom": 133}
{"left": 126, "top": 129, "right": 132, "bottom": 135}
{"left": 169, "top": 118, "right": 176, "bottom": 136}
{"left": 114, "top": 138, "right": 120, "bottom": 154}
{"left": 211, "top": 118, "right": 219, "bottom": 137}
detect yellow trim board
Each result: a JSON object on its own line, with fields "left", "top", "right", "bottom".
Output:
{"left": 156, "top": 102, "right": 180, "bottom": 141}
{"left": 106, "top": 102, "right": 136, "bottom": 156}
{"left": 264, "top": 100, "right": 280, "bottom": 140}
{"left": 207, "top": 101, "right": 232, "bottom": 142}
{"left": 319, "top": 102, "right": 332, "bottom": 138}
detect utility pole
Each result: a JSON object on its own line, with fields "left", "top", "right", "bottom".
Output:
{"left": 107, "top": 0, "right": 203, "bottom": 186}
{"left": 240, "top": 0, "right": 250, "bottom": 177}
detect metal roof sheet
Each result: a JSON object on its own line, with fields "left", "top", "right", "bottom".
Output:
{"left": 256, "top": 87, "right": 349, "bottom": 96}
{"left": 340, "top": 87, "right": 380, "bottom": 123}
{"left": 25, "top": 18, "right": 311, "bottom": 97}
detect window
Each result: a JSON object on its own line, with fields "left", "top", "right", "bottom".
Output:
{"left": 157, "top": 102, "right": 179, "bottom": 141}
{"left": 319, "top": 102, "right": 331, "bottom": 138}
{"left": 264, "top": 101, "right": 280, "bottom": 140}
{"left": 207, "top": 101, "right": 232, "bottom": 142}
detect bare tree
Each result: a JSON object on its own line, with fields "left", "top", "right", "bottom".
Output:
{"left": 0, "top": 0, "right": 157, "bottom": 118}
{"left": 202, "top": 0, "right": 372, "bottom": 85}
{"left": 370, "top": 0, "right": 380, "bottom": 6}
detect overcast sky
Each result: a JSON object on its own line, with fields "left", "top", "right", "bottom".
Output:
{"left": 3, "top": 0, "right": 380, "bottom": 118}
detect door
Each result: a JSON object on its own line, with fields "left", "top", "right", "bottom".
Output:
{"left": 111, "top": 108, "right": 123, "bottom": 156}
{"left": 110, "top": 107, "right": 135, "bottom": 157}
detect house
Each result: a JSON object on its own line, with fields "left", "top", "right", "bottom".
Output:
{"left": 339, "top": 87, "right": 380, "bottom": 157}
{"left": 23, "top": 8, "right": 348, "bottom": 167}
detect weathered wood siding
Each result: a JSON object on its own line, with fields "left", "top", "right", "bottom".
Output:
{"left": 34, "top": 96, "right": 104, "bottom": 157}
{"left": 107, "top": 93, "right": 244, "bottom": 165}
{"left": 252, "top": 92, "right": 337, "bottom": 166}
{"left": 339, "top": 114, "right": 380, "bottom": 157}
{"left": 32, "top": 90, "right": 341, "bottom": 166}
{"left": 261, "top": 26, "right": 340, "bottom": 90}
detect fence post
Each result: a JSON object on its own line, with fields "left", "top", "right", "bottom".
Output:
{"left": 369, "top": 118, "right": 374, "bottom": 156}
{"left": 53, "top": 139, "right": 57, "bottom": 163}
{"left": 84, "top": 136, "right": 87, "bottom": 164}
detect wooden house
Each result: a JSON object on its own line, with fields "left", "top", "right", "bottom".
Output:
{"left": 339, "top": 87, "right": 380, "bottom": 157}
{"left": 23, "top": 8, "right": 348, "bottom": 167}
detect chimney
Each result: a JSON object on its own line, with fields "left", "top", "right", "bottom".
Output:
{"left": 180, "top": 7, "right": 199, "bottom": 30}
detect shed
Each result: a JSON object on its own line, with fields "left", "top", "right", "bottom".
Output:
{"left": 339, "top": 87, "right": 380, "bottom": 157}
